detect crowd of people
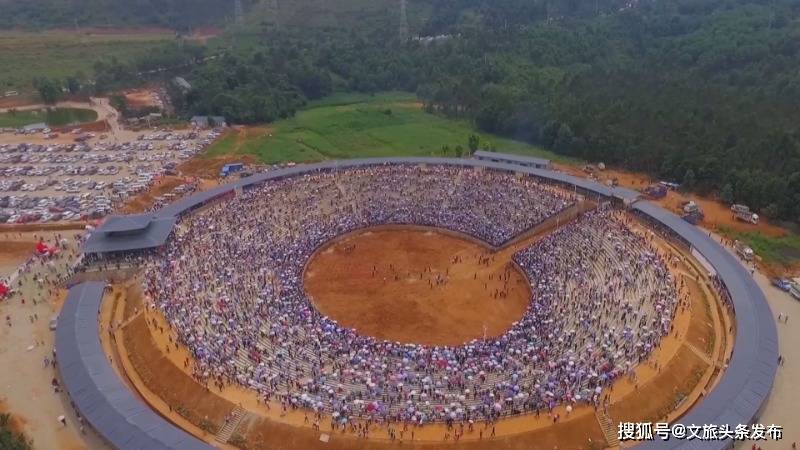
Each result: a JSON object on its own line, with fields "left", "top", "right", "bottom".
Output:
{"left": 140, "top": 164, "right": 678, "bottom": 426}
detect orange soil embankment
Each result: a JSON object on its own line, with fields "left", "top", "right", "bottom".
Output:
{"left": 0, "top": 240, "right": 35, "bottom": 275}
{"left": 0, "top": 222, "right": 88, "bottom": 233}
{"left": 178, "top": 153, "right": 259, "bottom": 180}
{"left": 118, "top": 176, "right": 187, "bottom": 214}
{"left": 0, "top": 400, "right": 29, "bottom": 439}
{"left": 610, "top": 344, "right": 707, "bottom": 424}
{"left": 124, "top": 89, "right": 160, "bottom": 109}
{"left": 124, "top": 311, "right": 233, "bottom": 433}
{"left": 240, "top": 412, "right": 606, "bottom": 450}
{"left": 554, "top": 164, "right": 787, "bottom": 238}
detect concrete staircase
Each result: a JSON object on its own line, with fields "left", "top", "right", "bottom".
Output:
{"left": 596, "top": 409, "right": 620, "bottom": 448}
{"left": 215, "top": 405, "right": 247, "bottom": 444}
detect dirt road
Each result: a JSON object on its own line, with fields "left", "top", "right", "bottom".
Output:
{"left": 0, "top": 234, "right": 109, "bottom": 450}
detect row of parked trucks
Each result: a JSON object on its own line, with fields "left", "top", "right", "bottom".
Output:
{"left": 731, "top": 204, "right": 759, "bottom": 224}
{"left": 639, "top": 181, "right": 798, "bottom": 300}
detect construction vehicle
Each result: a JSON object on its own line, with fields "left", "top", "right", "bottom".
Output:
{"left": 643, "top": 184, "right": 667, "bottom": 199}
{"left": 683, "top": 201, "right": 700, "bottom": 214}
{"left": 682, "top": 211, "right": 704, "bottom": 225}
{"left": 733, "top": 240, "right": 754, "bottom": 261}
{"left": 220, "top": 163, "right": 245, "bottom": 177}
{"left": 731, "top": 204, "right": 759, "bottom": 224}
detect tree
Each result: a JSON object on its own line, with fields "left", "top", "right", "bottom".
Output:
{"left": 468, "top": 134, "right": 480, "bottom": 154}
{"left": 455, "top": 145, "right": 464, "bottom": 157}
{"left": 683, "top": 169, "right": 696, "bottom": 189}
{"left": 66, "top": 75, "right": 82, "bottom": 94}
{"left": 0, "top": 413, "right": 31, "bottom": 450}
{"left": 763, "top": 203, "right": 780, "bottom": 219}
{"left": 109, "top": 94, "right": 129, "bottom": 117}
{"left": 32, "top": 77, "right": 61, "bottom": 104}
{"left": 554, "top": 123, "right": 575, "bottom": 154}
{"left": 540, "top": 121, "right": 561, "bottom": 149}
{"left": 720, "top": 183, "right": 734, "bottom": 204}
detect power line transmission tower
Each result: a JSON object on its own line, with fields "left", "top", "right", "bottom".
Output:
{"left": 272, "top": 0, "right": 280, "bottom": 29}
{"left": 234, "top": 0, "right": 244, "bottom": 25}
{"left": 399, "top": 0, "right": 409, "bottom": 40}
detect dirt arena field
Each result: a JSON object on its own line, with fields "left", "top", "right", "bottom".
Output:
{"left": 305, "top": 228, "right": 531, "bottom": 346}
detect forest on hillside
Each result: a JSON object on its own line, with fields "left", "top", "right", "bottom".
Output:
{"left": 0, "top": 0, "right": 237, "bottom": 29}
{"left": 16, "top": 0, "right": 800, "bottom": 222}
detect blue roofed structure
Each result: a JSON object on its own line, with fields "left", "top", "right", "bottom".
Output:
{"left": 55, "top": 282, "right": 215, "bottom": 450}
{"left": 632, "top": 202, "right": 778, "bottom": 450}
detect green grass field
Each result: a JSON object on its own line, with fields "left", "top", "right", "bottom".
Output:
{"left": 205, "top": 92, "right": 575, "bottom": 165}
{"left": 721, "top": 226, "right": 800, "bottom": 267}
{"left": 0, "top": 107, "right": 98, "bottom": 128}
{"left": 0, "top": 30, "right": 173, "bottom": 92}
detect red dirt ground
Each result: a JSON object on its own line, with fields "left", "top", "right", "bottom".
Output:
{"left": 124, "top": 89, "right": 161, "bottom": 109}
{"left": 178, "top": 153, "right": 259, "bottom": 180}
{"left": 118, "top": 176, "right": 188, "bottom": 214}
{"left": 54, "top": 119, "right": 110, "bottom": 134}
{"left": 0, "top": 400, "right": 29, "bottom": 442}
{"left": 0, "top": 241, "right": 34, "bottom": 275}
{"left": 555, "top": 164, "right": 787, "bottom": 238}
{"left": 0, "top": 95, "right": 39, "bottom": 109}
{"left": 305, "top": 227, "right": 531, "bottom": 346}
{"left": 0, "top": 222, "right": 87, "bottom": 233}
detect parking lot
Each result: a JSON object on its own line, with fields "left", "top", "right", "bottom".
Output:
{"left": 0, "top": 128, "right": 221, "bottom": 224}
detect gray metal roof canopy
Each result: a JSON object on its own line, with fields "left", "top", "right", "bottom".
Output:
{"left": 67, "top": 157, "right": 776, "bottom": 450}
{"left": 473, "top": 149, "right": 551, "bottom": 167}
{"left": 83, "top": 215, "right": 177, "bottom": 254}
{"left": 56, "top": 282, "right": 214, "bottom": 450}
{"left": 98, "top": 214, "right": 155, "bottom": 233}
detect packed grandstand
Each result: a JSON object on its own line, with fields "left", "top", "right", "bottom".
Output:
{"left": 131, "top": 164, "right": 681, "bottom": 426}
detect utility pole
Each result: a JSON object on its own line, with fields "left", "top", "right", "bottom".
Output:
{"left": 399, "top": 0, "right": 409, "bottom": 40}
{"left": 234, "top": 0, "right": 244, "bottom": 25}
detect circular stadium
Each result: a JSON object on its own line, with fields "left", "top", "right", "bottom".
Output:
{"left": 58, "top": 157, "right": 777, "bottom": 450}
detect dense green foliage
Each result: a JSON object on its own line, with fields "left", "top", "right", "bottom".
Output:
{"left": 0, "top": 108, "right": 98, "bottom": 128}
{"left": 171, "top": 0, "right": 800, "bottom": 221}
{"left": 0, "top": 0, "right": 234, "bottom": 30}
{"left": 0, "top": 413, "right": 30, "bottom": 450}
{"left": 11, "top": 0, "right": 800, "bottom": 221}
{"left": 0, "top": 31, "right": 176, "bottom": 92}
{"left": 203, "top": 92, "right": 565, "bottom": 163}
{"left": 720, "top": 226, "right": 800, "bottom": 266}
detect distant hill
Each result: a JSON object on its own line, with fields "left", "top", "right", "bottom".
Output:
{"left": 0, "top": 0, "right": 642, "bottom": 32}
{"left": 0, "top": 0, "right": 236, "bottom": 30}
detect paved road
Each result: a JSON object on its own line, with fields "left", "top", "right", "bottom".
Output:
{"left": 706, "top": 232, "right": 799, "bottom": 450}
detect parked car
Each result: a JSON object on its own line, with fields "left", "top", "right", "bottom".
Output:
{"left": 771, "top": 278, "right": 792, "bottom": 292}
